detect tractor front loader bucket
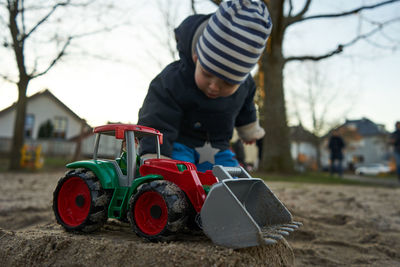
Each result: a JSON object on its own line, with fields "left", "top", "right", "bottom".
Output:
{"left": 200, "top": 166, "right": 301, "bottom": 249}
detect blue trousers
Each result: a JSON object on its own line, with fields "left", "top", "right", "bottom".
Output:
{"left": 171, "top": 142, "right": 239, "bottom": 172}
{"left": 330, "top": 158, "right": 343, "bottom": 176}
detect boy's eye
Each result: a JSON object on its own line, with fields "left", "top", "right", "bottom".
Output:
{"left": 201, "top": 69, "right": 212, "bottom": 78}
{"left": 223, "top": 80, "right": 234, "bottom": 87}
{"left": 199, "top": 64, "right": 212, "bottom": 77}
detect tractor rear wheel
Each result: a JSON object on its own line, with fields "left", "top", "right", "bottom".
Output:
{"left": 128, "top": 180, "right": 189, "bottom": 241}
{"left": 53, "top": 168, "right": 109, "bottom": 232}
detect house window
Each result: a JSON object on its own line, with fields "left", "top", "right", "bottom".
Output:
{"left": 53, "top": 117, "right": 67, "bottom": 139}
{"left": 24, "top": 114, "right": 35, "bottom": 138}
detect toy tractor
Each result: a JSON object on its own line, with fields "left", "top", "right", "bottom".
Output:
{"left": 53, "top": 124, "right": 301, "bottom": 248}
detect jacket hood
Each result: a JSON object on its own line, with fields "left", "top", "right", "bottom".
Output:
{"left": 174, "top": 14, "right": 210, "bottom": 71}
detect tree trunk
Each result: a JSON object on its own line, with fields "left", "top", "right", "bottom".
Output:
{"left": 312, "top": 136, "right": 322, "bottom": 171}
{"left": 9, "top": 79, "right": 29, "bottom": 170}
{"left": 73, "top": 120, "right": 86, "bottom": 161}
{"left": 259, "top": 0, "right": 294, "bottom": 173}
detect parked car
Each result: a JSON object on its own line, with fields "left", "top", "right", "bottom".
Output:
{"left": 355, "top": 163, "right": 391, "bottom": 176}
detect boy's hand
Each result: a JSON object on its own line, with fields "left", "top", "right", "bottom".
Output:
{"left": 236, "top": 120, "right": 265, "bottom": 143}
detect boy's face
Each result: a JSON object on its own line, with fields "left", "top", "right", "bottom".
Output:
{"left": 193, "top": 54, "right": 240, "bottom": 99}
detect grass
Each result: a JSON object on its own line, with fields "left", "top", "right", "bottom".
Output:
{"left": 0, "top": 156, "right": 71, "bottom": 173}
{"left": 43, "top": 157, "right": 71, "bottom": 171}
{"left": 0, "top": 158, "right": 8, "bottom": 172}
{"left": 251, "top": 171, "right": 366, "bottom": 185}
{"left": 0, "top": 155, "right": 397, "bottom": 187}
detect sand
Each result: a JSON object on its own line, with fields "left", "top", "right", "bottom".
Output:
{"left": 0, "top": 171, "right": 399, "bottom": 266}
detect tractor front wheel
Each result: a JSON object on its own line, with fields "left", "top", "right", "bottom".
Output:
{"left": 53, "top": 168, "right": 109, "bottom": 232}
{"left": 128, "top": 180, "right": 189, "bottom": 241}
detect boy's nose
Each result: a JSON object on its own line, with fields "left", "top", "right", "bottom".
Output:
{"left": 208, "top": 80, "right": 220, "bottom": 92}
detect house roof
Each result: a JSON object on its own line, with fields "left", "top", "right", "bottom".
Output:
{"left": 0, "top": 89, "right": 92, "bottom": 138}
{"left": 290, "top": 124, "right": 316, "bottom": 143}
{"left": 322, "top": 117, "right": 388, "bottom": 139}
{"left": 342, "top": 118, "right": 388, "bottom": 137}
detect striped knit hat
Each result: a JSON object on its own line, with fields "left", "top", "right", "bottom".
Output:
{"left": 195, "top": 0, "right": 272, "bottom": 84}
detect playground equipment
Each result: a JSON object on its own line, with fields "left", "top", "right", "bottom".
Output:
{"left": 20, "top": 144, "right": 43, "bottom": 170}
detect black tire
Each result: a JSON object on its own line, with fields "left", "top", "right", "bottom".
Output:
{"left": 127, "top": 180, "right": 189, "bottom": 241}
{"left": 53, "top": 168, "right": 109, "bottom": 233}
{"left": 186, "top": 203, "right": 203, "bottom": 231}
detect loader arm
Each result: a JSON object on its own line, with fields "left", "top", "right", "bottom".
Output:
{"left": 200, "top": 165, "right": 302, "bottom": 249}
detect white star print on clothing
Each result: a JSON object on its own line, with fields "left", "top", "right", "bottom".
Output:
{"left": 195, "top": 142, "right": 220, "bottom": 164}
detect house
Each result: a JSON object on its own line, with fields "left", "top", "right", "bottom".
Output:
{"left": 321, "top": 118, "right": 390, "bottom": 170}
{"left": 231, "top": 124, "right": 318, "bottom": 171}
{"left": 290, "top": 124, "right": 318, "bottom": 171}
{"left": 0, "top": 89, "right": 99, "bottom": 157}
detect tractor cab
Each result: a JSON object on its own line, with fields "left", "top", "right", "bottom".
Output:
{"left": 93, "top": 124, "right": 163, "bottom": 187}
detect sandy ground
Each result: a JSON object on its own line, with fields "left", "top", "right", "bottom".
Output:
{"left": 0, "top": 171, "right": 399, "bottom": 266}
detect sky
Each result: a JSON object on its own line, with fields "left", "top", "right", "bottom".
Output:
{"left": 0, "top": 0, "right": 399, "bottom": 133}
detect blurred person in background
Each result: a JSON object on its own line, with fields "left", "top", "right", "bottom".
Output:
{"left": 328, "top": 130, "right": 345, "bottom": 177}
{"left": 390, "top": 121, "right": 400, "bottom": 182}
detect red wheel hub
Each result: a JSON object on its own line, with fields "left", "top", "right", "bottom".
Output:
{"left": 57, "top": 177, "right": 91, "bottom": 227}
{"left": 134, "top": 191, "right": 168, "bottom": 235}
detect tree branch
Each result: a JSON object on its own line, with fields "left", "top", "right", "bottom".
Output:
{"left": 0, "top": 73, "right": 17, "bottom": 84}
{"left": 21, "top": 0, "right": 26, "bottom": 35}
{"left": 23, "top": 1, "right": 71, "bottom": 40}
{"left": 285, "top": 0, "right": 312, "bottom": 26}
{"left": 288, "top": 0, "right": 400, "bottom": 26}
{"left": 16, "top": 0, "right": 93, "bottom": 11}
{"left": 288, "top": 0, "right": 294, "bottom": 17}
{"left": 284, "top": 21, "right": 389, "bottom": 63}
{"left": 380, "top": 25, "right": 400, "bottom": 44}
{"left": 8, "top": 0, "right": 27, "bottom": 77}
{"left": 361, "top": 16, "right": 400, "bottom": 47}
{"left": 191, "top": 0, "right": 197, "bottom": 14}
{"left": 364, "top": 35, "right": 399, "bottom": 50}
{"left": 29, "top": 24, "right": 115, "bottom": 79}
{"left": 285, "top": 46, "right": 344, "bottom": 63}
{"left": 30, "top": 36, "right": 72, "bottom": 78}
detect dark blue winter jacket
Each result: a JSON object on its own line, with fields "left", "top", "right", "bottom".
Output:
{"left": 328, "top": 136, "right": 345, "bottom": 160}
{"left": 137, "top": 14, "right": 258, "bottom": 157}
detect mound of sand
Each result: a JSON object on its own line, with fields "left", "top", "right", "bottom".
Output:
{"left": 0, "top": 225, "right": 293, "bottom": 266}
{"left": 0, "top": 172, "right": 293, "bottom": 266}
{"left": 0, "top": 171, "right": 399, "bottom": 266}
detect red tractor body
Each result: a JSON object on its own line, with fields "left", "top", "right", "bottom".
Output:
{"left": 139, "top": 158, "right": 217, "bottom": 212}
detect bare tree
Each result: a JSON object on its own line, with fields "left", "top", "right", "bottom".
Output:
{"left": 0, "top": 0, "right": 119, "bottom": 170}
{"left": 256, "top": 0, "right": 400, "bottom": 172}
{"left": 198, "top": 0, "right": 400, "bottom": 172}
{"left": 288, "top": 62, "right": 356, "bottom": 135}
{"left": 287, "top": 61, "right": 356, "bottom": 169}
{"left": 156, "top": 0, "right": 181, "bottom": 60}
{"left": 153, "top": 0, "right": 398, "bottom": 173}
{"left": 145, "top": 0, "right": 196, "bottom": 67}
{"left": 142, "top": 0, "right": 196, "bottom": 70}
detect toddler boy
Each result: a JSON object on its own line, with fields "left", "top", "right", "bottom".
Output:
{"left": 138, "top": 0, "right": 272, "bottom": 172}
